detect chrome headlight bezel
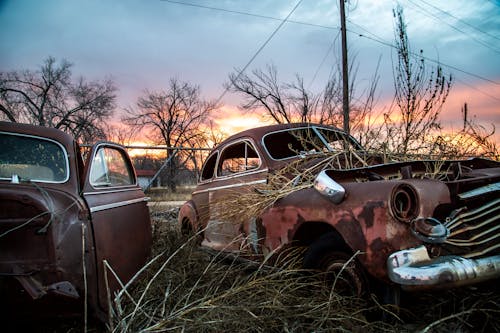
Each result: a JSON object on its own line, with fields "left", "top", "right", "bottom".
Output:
{"left": 390, "top": 183, "right": 420, "bottom": 223}
{"left": 313, "top": 170, "right": 345, "bottom": 204}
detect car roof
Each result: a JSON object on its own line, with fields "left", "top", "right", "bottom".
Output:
{"left": 0, "top": 121, "right": 75, "bottom": 147}
{"left": 222, "top": 122, "right": 345, "bottom": 143}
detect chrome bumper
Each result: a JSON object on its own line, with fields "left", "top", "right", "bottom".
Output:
{"left": 387, "top": 246, "right": 500, "bottom": 289}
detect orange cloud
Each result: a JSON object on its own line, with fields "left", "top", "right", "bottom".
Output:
{"left": 212, "top": 105, "right": 274, "bottom": 136}
{"left": 440, "top": 81, "right": 500, "bottom": 144}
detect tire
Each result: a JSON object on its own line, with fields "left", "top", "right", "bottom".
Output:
{"left": 181, "top": 218, "right": 203, "bottom": 244}
{"left": 303, "top": 233, "right": 368, "bottom": 297}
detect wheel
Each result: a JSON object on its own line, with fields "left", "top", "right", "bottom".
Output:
{"left": 303, "top": 233, "right": 368, "bottom": 297}
{"left": 181, "top": 218, "right": 203, "bottom": 244}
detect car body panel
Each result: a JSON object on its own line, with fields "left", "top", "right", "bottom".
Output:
{"left": 0, "top": 121, "right": 152, "bottom": 320}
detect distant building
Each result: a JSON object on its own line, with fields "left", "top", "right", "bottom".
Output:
{"left": 136, "top": 169, "right": 160, "bottom": 190}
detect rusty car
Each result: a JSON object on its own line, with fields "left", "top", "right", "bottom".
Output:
{"left": 179, "top": 123, "right": 500, "bottom": 298}
{"left": 0, "top": 121, "right": 152, "bottom": 321}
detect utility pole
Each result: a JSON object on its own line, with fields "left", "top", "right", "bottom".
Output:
{"left": 339, "top": 0, "right": 349, "bottom": 135}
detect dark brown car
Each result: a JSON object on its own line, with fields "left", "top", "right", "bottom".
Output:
{"left": 179, "top": 123, "right": 500, "bottom": 296}
{"left": 0, "top": 121, "right": 152, "bottom": 321}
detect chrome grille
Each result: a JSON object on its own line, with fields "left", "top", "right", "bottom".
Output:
{"left": 445, "top": 195, "right": 500, "bottom": 258}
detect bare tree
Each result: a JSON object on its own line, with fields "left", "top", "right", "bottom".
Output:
{"left": 226, "top": 61, "right": 379, "bottom": 139}
{"left": 0, "top": 57, "right": 116, "bottom": 142}
{"left": 227, "top": 64, "right": 293, "bottom": 124}
{"left": 105, "top": 123, "right": 141, "bottom": 146}
{"left": 383, "top": 6, "right": 453, "bottom": 155}
{"left": 124, "top": 78, "right": 218, "bottom": 191}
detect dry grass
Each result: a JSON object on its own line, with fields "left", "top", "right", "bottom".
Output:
{"left": 146, "top": 185, "right": 195, "bottom": 202}
{"left": 107, "top": 208, "right": 500, "bottom": 333}
{"left": 211, "top": 149, "right": 458, "bottom": 226}
{"left": 211, "top": 149, "right": 376, "bottom": 225}
{"left": 108, "top": 209, "right": 393, "bottom": 332}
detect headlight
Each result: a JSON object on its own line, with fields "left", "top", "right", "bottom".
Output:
{"left": 391, "top": 183, "right": 419, "bottom": 222}
{"left": 411, "top": 217, "right": 449, "bottom": 243}
{"left": 313, "top": 170, "right": 345, "bottom": 204}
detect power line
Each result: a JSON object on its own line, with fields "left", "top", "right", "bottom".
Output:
{"left": 455, "top": 77, "right": 500, "bottom": 103}
{"left": 406, "top": 0, "right": 500, "bottom": 54}
{"left": 162, "top": 0, "right": 500, "bottom": 89}
{"left": 418, "top": 0, "right": 500, "bottom": 42}
{"left": 308, "top": 30, "right": 340, "bottom": 90}
{"left": 346, "top": 19, "right": 500, "bottom": 86}
{"left": 161, "top": 0, "right": 340, "bottom": 31}
{"left": 212, "top": 0, "right": 304, "bottom": 105}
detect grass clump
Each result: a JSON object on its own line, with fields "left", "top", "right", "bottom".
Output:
{"left": 108, "top": 210, "right": 395, "bottom": 332}
{"left": 110, "top": 213, "right": 500, "bottom": 332}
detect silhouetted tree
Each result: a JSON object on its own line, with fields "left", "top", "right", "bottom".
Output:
{"left": 0, "top": 57, "right": 116, "bottom": 142}
{"left": 383, "top": 6, "right": 453, "bottom": 155}
{"left": 227, "top": 60, "right": 378, "bottom": 141}
{"left": 124, "top": 78, "right": 218, "bottom": 191}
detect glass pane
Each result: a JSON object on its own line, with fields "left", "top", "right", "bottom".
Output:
{"left": 201, "top": 152, "right": 218, "bottom": 181}
{"left": 0, "top": 133, "right": 68, "bottom": 182}
{"left": 218, "top": 141, "right": 260, "bottom": 176}
{"left": 90, "top": 147, "right": 134, "bottom": 187}
{"left": 316, "top": 128, "right": 359, "bottom": 151}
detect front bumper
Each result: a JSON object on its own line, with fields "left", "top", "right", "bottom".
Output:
{"left": 387, "top": 245, "right": 500, "bottom": 289}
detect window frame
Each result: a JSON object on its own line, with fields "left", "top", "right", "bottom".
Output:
{"left": 89, "top": 144, "right": 136, "bottom": 189}
{"left": 215, "top": 139, "right": 262, "bottom": 179}
{"left": 200, "top": 150, "right": 219, "bottom": 182}
{"left": 262, "top": 126, "right": 363, "bottom": 161}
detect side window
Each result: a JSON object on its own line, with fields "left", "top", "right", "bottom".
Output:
{"left": 263, "top": 128, "right": 321, "bottom": 159}
{"left": 218, "top": 141, "right": 260, "bottom": 177}
{"left": 201, "top": 152, "right": 218, "bottom": 181}
{"left": 90, "top": 147, "right": 134, "bottom": 187}
{"left": 316, "top": 128, "right": 363, "bottom": 151}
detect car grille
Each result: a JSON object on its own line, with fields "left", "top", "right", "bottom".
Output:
{"left": 444, "top": 183, "right": 500, "bottom": 258}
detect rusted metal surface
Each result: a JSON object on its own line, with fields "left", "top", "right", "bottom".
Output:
{"left": 0, "top": 121, "right": 152, "bottom": 321}
{"left": 180, "top": 123, "right": 500, "bottom": 291}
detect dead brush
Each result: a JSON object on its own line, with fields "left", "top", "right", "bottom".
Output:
{"left": 211, "top": 148, "right": 372, "bottom": 225}
{"left": 108, "top": 215, "right": 394, "bottom": 333}
{"left": 105, "top": 199, "right": 500, "bottom": 333}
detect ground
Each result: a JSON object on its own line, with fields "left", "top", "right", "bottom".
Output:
{"left": 6, "top": 201, "right": 499, "bottom": 333}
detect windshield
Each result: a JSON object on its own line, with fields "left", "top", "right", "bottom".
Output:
{"left": 262, "top": 126, "right": 362, "bottom": 160}
{"left": 0, "top": 132, "right": 69, "bottom": 183}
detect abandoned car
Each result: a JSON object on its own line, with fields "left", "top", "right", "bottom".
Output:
{"left": 179, "top": 123, "right": 500, "bottom": 296}
{"left": 0, "top": 121, "right": 152, "bottom": 320}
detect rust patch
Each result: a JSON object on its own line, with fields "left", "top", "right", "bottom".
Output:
{"left": 357, "top": 201, "right": 385, "bottom": 228}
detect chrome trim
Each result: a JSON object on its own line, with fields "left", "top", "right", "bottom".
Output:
{"left": 313, "top": 170, "right": 345, "bottom": 204}
{"left": 459, "top": 182, "right": 500, "bottom": 199}
{"left": 90, "top": 197, "right": 148, "bottom": 213}
{"left": 197, "top": 167, "right": 268, "bottom": 186}
{"left": 0, "top": 131, "right": 70, "bottom": 183}
{"left": 83, "top": 187, "right": 139, "bottom": 196}
{"left": 387, "top": 245, "right": 500, "bottom": 288}
{"left": 192, "top": 179, "right": 267, "bottom": 195}
{"left": 215, "top": 168, "right": 268, "bottom": 181}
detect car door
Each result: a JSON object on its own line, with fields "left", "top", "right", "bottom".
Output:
{"left": 82, "top": 143, "right": 151, "bottom": 311}
{"left": 203, "top": 139, "right": 267, "bottom": 253}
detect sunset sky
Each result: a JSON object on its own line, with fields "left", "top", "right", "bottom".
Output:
{"left": 1, "top": 0, "right": 499, "bottom": 142}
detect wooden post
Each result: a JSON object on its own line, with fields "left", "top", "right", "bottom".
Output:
{"left": 340, "top": 0, "right": 350, "bottom": 134}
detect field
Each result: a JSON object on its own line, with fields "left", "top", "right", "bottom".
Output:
{"left": 11, "top": 199, "right": 499, "bottom": 333}
{"left": 104, "top": 203, "right": 499, "bottom": 333}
